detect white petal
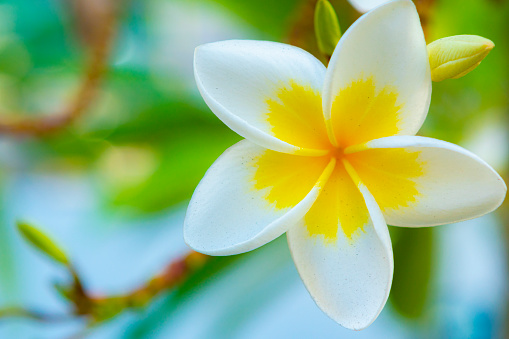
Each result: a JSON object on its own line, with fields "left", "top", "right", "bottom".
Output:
{"left": 348, "top": 0, "right": 392, "bottom": 13}
{"left": 184, "top": 140, "right": 335, "bottom": 256}
{"left": 287, "top": 162, "right": 393, "bottom": 330}
{"left": 323, "top": 0, "right": 431, "bottom": 145}
{"left": 194, "top": 40, "right": 329, "bottom": 155}
{"left": 348, "top": 136, "right": 507, "bottom": 226}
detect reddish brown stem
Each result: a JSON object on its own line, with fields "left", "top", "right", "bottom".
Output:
{"left": 0, "top": 0, "right": 120, "bottom": 136}
{"left": 111, "top": 251, "right": 209, "bottom": 308}
{"left": 80, "top": 251, "right": 210, "bottom": 322}
{"left": 0, "top": 307, "right": 74, "bottom": 322}
{"left": 0, "top": 251, "right": 210, "bottom": 324}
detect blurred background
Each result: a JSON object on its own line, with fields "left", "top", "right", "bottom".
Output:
{"left": 0, "top": 0, "right": 507, "bottom": 338}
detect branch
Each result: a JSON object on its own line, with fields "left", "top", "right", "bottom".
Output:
{"left": 61, "top": 251, "right": 210, "bottom": 323}
{"left": 0, "top": 307, "right": 74, "bottom": 323}
{"left": 0, "top": 251, "right": 210, "bottom": 325}
{"left": 85, "top": 251, "right": 210, "bottom": 322}
{"left": 0, "top": 0, "right": 121, "bottom": 136}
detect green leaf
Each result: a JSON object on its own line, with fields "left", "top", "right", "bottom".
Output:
{"left": 206, "top": 0, "right": 300, "bottom": 38}
{"left": 107, "top": 126, "right": 240, "bottom": 213}
{"left": 314, "top": 0, "right": 341, "bottom": 57}
{"left": 389, "top": 227, "right": 435, "bottom": 319}
{"left": 0, "top": 36, "right": 31, "bottom": 77}
{"left": 17, "top": 221, "right": 69, "bottom": 265}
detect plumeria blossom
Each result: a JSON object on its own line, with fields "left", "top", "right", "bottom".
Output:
{"left": 348, "top": 0, "right": 391, "bottom": 13}
{"left": 185, "top": 0, "right": 506, "bottom": 330}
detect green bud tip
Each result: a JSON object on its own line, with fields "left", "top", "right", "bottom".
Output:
{"left": 17, "top": 221, "right": 70, "bottom": 265}
{"left": 314, "top": 0, "right": 342, "bottom": 57}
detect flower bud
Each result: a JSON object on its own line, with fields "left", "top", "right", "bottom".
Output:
{"left": 314, "top": 0, "right": 342, "bottom": 57}
{"left": 17, "top": 221, "right": 70, "bottom": 265}
{"left": 427, "top": 35, "right": 494, "bottom": 82}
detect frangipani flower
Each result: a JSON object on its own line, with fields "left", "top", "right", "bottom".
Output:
{"left": 185, "top": 0, "right": 506, "bottom": 330}
{"left": 348, "top": 0, "right": 390, "bottom": 13}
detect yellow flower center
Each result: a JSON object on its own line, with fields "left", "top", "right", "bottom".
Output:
{"left": 251, "top": 77, "right": 423, "bottom": 242}
{"left": 329, "top": 146, "right": 345, "bottom": 160}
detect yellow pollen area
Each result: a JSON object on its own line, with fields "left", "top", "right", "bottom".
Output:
{"left": 252, "top": 145, "right": 369, "bottom": 241}
{"left": 250, "top": 76, "right": 417, "bottom": 242}
{"left": 265, "top": 80, "right": 331, "bottom": 150}
{"left": 251, "top": 149, "right": 331, "bottom": 210}
{"left": 331, "top": 76, "right": 403, "bottom": 148}
{"left": 346, "top": 148, "right": 424, "bottom": 212}
{"left": 304, "top": 159, "right": 369, "bottom": 241}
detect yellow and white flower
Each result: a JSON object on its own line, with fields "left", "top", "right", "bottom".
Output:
{"left": 184, "top": 0, "right": 506, "bottom": 330}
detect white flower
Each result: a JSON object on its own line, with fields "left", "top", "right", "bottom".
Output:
{"left": 184, "top": 0, "right": 506, "bottom": 330}
{"left": 348, "top": 0, "right": 391, "bottom": 13}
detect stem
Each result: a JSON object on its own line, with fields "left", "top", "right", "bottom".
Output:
{"left": 0, "top": 251, "right": 210, "bottom": 325}
{"left": 0, "top": 307, "right": 74, "bottom": 322}
{"left": 96, "top": 251, "right": 210, "bottom": 311}
{"left": 0, "top": 0, "right": 121, "bottom": 136}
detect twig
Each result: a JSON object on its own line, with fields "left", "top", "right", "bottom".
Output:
{"left": 87, "top": 251, "right": 210, "bottom": 322}
{"left": 0, "top": 251, "right": 209, "bottom": 327}
{"left": 0, "top": 0, "right": 121, "bottom": 136}
{"left": 0, "top": 307, "right": 74, "bottom": 323}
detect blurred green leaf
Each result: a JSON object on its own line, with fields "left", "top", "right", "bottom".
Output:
{"left": 109, "top": 130, "right": 240, "bottom": 213}
{"left": 4, "top": 0, "right": 76, "bottom": 67}
{"left": 389, "top": 227, "right": 435, "bottom": 319}
{"left": 87, "top": 71, "right": 243, "bottom": 212}
{"left": 17, "top": 221, "right": 70, "bottom": 265}
{"left": 0, "top": 36, "right": 31, "bottom": 77}
{"left": 207, "top": 0, "right": 302, "bottom": 38}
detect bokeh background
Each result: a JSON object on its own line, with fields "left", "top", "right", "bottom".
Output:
{"left": 0, "top": 0, "right": 507, "bottom": 338}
